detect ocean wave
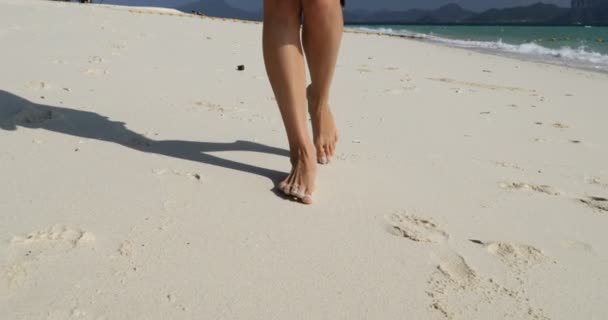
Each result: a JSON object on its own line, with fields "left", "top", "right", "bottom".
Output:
{"left": 353, "top": 27, "right": 428, "bottom": 39}
{"left": 432, "top": 37, "right": 608, "bottom": 66}
{"left": 351, "top": 26, "right": 608, "bottom": 69}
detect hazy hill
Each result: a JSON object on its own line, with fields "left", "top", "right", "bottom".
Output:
{"left": 344, "top": 4, "right": 474, "bottom": 24}
{"left": 167, "top": 0, "right": 607, "bottom": 25}
{"left": 418, "top": 3, "right": 476, "bottom": 23}
{"left": 466, "top": 2, "right": 569, "bottom": 24}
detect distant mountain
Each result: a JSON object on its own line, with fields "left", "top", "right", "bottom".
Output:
{"left": 418, "top": 4, "right": 476, "bottom": 23}
{"left": 344, "top": 4, "right": 474, "bottom": 24}
{"left": 343, "top": 2, "right": 607, "bottom": 25}
{"left": 466, "top": 2, "right": 568, "bottom": 24}
{"left": 172, "top": 0, "right": 607, "bottom": 25}
{"left": 345, "top": 9, "right": 427, "bottom": 24}
{"left": 178, "top": 0, "right": 261, "bottom": 20}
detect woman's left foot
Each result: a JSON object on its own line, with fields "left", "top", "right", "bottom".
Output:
{"left": 278, "top": 142, "right": 317, "bottom": 204}
{"left": 307, "top": 85, "right": 339, "bottom": 164}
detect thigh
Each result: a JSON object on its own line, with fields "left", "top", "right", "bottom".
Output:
{"left": 301, "top": 0, "right": 342, "bottom": 14}
{"left": 263, "top": 0, "right": 302, "bottom": 18}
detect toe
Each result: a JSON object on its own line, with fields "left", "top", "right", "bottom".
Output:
{"left": 301, "top": 193, "right": 313, "bottom": 204}
{"left": 294, "top": 187, "right": 306, "bottom": 200}
{"left": 324, "top": 145, "right": 333, "bottom": 162}
{"left": 278, "top": 179, "right": 288, "bottom": 191}
{"left": 281, "top": 183, "right": 291, "bottom": 196}
{"left": 289, "top": 184, "right": 300, "bottom": 196}
{"left": 317, "top": 145, "right": 328, "bottom": 165}
{"left": 280, "top": 174, "right": 294, "bottom": 195}
{"left": 288, "top": 169, "right": 302, "bottom": 196}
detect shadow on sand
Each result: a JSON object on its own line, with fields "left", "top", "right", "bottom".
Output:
{"left": 0, "top": 89, "right": 290, "bottom": 187}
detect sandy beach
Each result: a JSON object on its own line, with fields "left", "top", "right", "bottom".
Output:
{"left": 1, "top": 0, "right": 608, "bottom": 319}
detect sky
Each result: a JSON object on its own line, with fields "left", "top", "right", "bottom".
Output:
{"left": 102, "top": 0, "right": 572, "bottom": 12}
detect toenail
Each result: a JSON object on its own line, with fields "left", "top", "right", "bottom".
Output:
{"left": 302, "top": 195, "right": 313, "bottom": 204}
{"left": 290, "top": 185, "right": 300, "bottom": 195}
{"left": 281, "top": 185, "right": 290, "bottom": 194}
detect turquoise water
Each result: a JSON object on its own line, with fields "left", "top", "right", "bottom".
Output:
{"left": 352, "top": 25, "right": 608, "bottom": 72}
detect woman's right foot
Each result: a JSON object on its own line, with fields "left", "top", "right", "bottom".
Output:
{"left": 307, "top": 85, "right": 339, "bottom": 165}
{"left": 278, "top": 143, "right": 317, "bottom": 204}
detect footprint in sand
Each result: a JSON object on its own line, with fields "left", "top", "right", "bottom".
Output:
{"left": 111, "top": 42, "right": 127, "bottom": 55}
{"left": 578, "top": 196, "right": 608, "bottom": 213}
{"left": 152, "top": 168, "right": 202, "bottom": 182}
{"left": 498, "top": 181, "right": 560, "bottom": 196}
{"left": 87, "top": 55, "right": 106, "bottom": 64}
{"left": 434, "top": 252, "right": 478, "bottom": 288}
{"left": 425, "top": 252, "right": 479, "bottom": 318}
{"left": 426, "top": 254, "right": 477, "bottom": 318}
{"left": 83, "top": 68, "right": 110, "bottom": 77}
{"left": 530, "top": 93, "right": 547, "bottom": 102}
{"left": 490, "top": 161, "right": 523, "bottom": 171}
{"left": 587, "top": 177, "right": 608, "bottom": 189}
{"left": 193, "top": 101, "right": 232, "bottom": 113}
{"left": 427, "top": 252, "right": 549, "bottom": 320}
{"left": 532, "top": 137, "right": 548, "bottom": 143}
{"left": 24, "top": 80, "right": 51, "bottom": 91}
{"left": 552, "top": 122, "right": 569, "bottom": 129}
{"left": 111, "top": 42, "right": 127, "bottom": 50}
{"left": 112, "top": 215, "right": 175, "bottom": 276}
{"left": 2, "top": 225, "right": 95, "bottom": 292}
{"left": 1, "top": 262, "right": 29, "bottom": 292}
{"left": 482, "top": 241, "right": 546, "bottom": 272}
{"left": 11, "top": 224, "right": 95, "bottom": 250}
{"left": 386, "top": 211, "right": 449, "bottom": 243}
{"left": 385, "top": 211, "right": 548, "bottom": 319}
{"left": 384, "top": 86, "right": 417, "bottom": 95}
{"left": 117, "top": 240, "right": 135, "bottom": 258}
{"left": 561, "top": 240, "right": 594, "bottom": 254}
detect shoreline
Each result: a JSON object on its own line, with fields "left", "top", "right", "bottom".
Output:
{"left": 347, "top": 25, "right": 608, "bottom": 74}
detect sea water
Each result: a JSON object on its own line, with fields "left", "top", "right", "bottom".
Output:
{"left": 352, "top": 25, "right": 608, "bottom": 73}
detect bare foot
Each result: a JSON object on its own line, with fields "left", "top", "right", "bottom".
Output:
{"left": 307, "top": 85, "right": 339, "bottom": 164}
{"left": 278, "top": 143, "right": 317, "bottom": 204}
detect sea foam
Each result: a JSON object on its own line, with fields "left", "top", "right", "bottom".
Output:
{"left": 352, "top": 26, "right": 608, "bottom": 71}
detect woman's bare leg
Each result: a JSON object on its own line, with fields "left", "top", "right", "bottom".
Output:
{"left": 263, "top": 0, "right": 316, "bottom": 204}
{"left": 302, "top": 0, "right": 343, "bottom": 164}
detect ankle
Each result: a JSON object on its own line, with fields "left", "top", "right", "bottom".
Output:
{"left": 309, "top": 102, "right": 330, "bottom": 114}
{"left": 307, "top": 85, "right": 328, "bottom": 111}
{"left": 291, "top": 141, "right": 316, "bottom": 160}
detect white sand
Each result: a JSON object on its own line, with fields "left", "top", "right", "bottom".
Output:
{"left": 1, "top": 0, "right": 607, "bottom": 319}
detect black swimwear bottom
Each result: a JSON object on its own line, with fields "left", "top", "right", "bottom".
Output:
{"left": 341, "top": 0, "right": 345, "bottom": 7}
